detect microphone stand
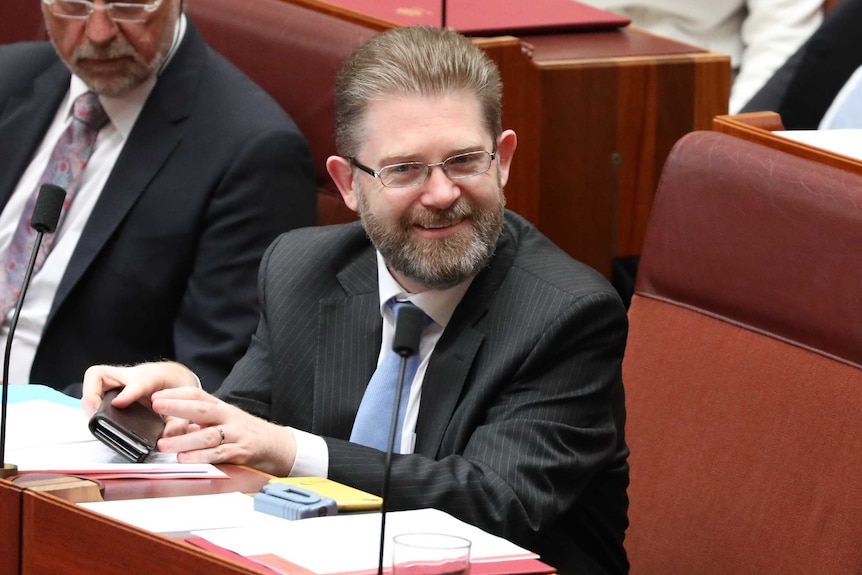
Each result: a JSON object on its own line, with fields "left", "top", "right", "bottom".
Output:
{"left": 0, "top": 231, "right": 46, "bottom": 478}
{"left": 377, "top": 358, "right": 411, "bottom": 575}
{"left": 376, "top": 304, "right": 424, "bottom": 575}
{"left": 1, "top": 184, "right": 66, "bottom": 479}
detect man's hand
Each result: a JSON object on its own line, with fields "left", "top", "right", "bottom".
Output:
{"left": 151, "top": 386, "right": 298, "bottom": 476}
{"left": 81, "top": 361, "right": 199, "bottom": 418}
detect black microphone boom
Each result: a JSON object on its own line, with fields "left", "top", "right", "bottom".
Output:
{"left": 377, "top": 304, "right": 425, "bottom": 575}
{"left": 0, "top": 184, "right": 67, "bottom": 478}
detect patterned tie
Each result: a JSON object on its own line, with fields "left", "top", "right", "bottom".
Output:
{"left": 350, "top": 300, "right": 431, "bottom": 453}
{"left": 0, "top": 91, "right": 108, "bottom": 319}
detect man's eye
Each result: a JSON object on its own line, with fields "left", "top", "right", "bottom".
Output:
{"left": 448, "top": 155, "right": 472, "bottom": 165}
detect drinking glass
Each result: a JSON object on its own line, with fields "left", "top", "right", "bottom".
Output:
{"left": 392, "top": 533, "right": 471, "bottom": 575}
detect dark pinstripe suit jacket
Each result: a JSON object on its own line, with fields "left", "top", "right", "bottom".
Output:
{"left": 217, "top": 211, "right": 630, "bottom": 575}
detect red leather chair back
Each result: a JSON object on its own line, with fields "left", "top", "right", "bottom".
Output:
{"left": 186, "top": 0, "right": 378, "bottom": 225}
{"left": 623, "top": 130, "right": 862, "bottom": 574}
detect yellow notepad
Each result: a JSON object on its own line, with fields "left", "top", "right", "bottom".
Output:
{"left": 268, "top": 476, "right": 382, "bottom": 511}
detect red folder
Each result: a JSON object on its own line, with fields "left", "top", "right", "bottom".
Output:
{"left": 323, "top": 0, "right": 630, "bottom": 34}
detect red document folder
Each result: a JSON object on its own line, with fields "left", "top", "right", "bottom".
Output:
{"left": 323, "top": 0, "right": 630, "bottom": 34}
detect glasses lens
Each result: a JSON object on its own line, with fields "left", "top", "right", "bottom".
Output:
{"left": 51, "top": 0, "right": 91, "bottom": 17}
{"left": 379, "top": 162, "right": 427, "bottom": 188}
{"left": 108, "top": 1, "right": 153, "bottom": 22}
{"left": 444, "top": 151, "right": 492, "bottom": 179}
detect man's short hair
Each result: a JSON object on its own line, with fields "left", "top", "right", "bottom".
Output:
{"left": 333, "top": 26, "right": 503, "bottom": 158}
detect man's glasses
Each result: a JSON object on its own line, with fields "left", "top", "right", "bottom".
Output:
{"left": 42, "top": 0, "right": 164, "bottom": 23}
{"left": 350, "top": 147, "right": 497, "bottom": 189}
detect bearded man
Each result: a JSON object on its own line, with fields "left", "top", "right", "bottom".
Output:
{"left": 0, "top": 0, "right": 315, "bottom": 392}
{"left": 82, "top": 26, "right": 630, "bottom": 575}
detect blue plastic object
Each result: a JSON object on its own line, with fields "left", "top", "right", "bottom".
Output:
{"left": 253, "top": 483, "right": 338, "bottom": 520}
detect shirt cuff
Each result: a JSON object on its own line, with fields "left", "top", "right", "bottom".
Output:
{"left": 287, "top": 427, "right": 329, "bottom": 477}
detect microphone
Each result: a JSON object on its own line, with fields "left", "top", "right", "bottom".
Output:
{"left": 377, "top": 304, "right": 425, "bottom": 575}
{"left": 0, "top": 184, "right": 66, "bottom": 479}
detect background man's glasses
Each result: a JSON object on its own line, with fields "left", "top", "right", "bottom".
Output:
{"left": 350, "top": 148, "right": 497, "bottom": 188}
{"left": 42, "top": 0, "right": 164, "bottom": 23}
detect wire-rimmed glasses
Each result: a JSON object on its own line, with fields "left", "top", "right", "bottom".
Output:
{"left": 350, "top": 147, "right": 497, "bottom": 189}
{"left": 42, "top": 0, "right": 164, "bottom": 23}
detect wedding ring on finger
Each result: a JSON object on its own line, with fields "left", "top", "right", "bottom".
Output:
{"left": 214, "top": 426, "right": 225, "bottom": 446}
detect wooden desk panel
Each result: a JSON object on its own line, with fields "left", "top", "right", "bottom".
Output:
{"left": 21, "top": 490, "right": 262, "bottom": 575}
{"left": 1, "top": 479, "right": 23, "bottom": 575}
{"left": 712, "top": 112, "right": 862, "bottom": 175}
{"left": 20, "top": 465, "right": 270, "bottom": 575}
{"left": 521, "top": 31, "right": 730, "bottom": 275}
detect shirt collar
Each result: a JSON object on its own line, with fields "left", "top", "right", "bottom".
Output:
{"left": 376, "top": 251, "right": 473, "bottom": 329}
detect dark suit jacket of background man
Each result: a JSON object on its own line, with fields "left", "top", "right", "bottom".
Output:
{"left": 741, "top": 0, "right": 862, "bottom": 128}
{"left": 216, "top": 211, "right": 631, "bottom": 575}
{"left": 0, "top": 21, "right": 316, "bottom": 392}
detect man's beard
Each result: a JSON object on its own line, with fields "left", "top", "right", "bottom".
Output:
{"left": 357, "top": 184, "right": 505, "bottom": 291}
{"left": 63, "top": 24, "right": 174, "bottom": 97}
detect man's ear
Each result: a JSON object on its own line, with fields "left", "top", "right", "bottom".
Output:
{"left": 326, "top": 156, "right": 359, "bottom": 212}
{"left": 495, "top": 130, "right": 518, "bottom": 189}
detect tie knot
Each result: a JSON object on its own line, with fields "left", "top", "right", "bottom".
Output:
{"left": 73, "top": 92, "right": 109, "bottom": 130}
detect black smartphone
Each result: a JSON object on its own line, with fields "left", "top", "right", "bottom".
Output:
{"left": 88, "top": 389, "right": 166, "bottom": 463}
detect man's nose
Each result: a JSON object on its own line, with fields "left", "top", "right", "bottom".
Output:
{"left": 419, "top": 164, "right": 461, "bottom": 209}
{"left": 85, "top": 3, "right": 120, "bottom": 45}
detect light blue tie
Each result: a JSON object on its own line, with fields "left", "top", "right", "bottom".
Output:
{"left": 350, "top": 300, "right": 430, "bottom": 452}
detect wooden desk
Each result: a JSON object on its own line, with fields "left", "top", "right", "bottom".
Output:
{"left": 1, "top": 479, "right": 23, "bottom": 575}
{"left": 285, "top": 0, "right": 731, "bottom": 277}
{"left": 712, "top": 111, "right": 862, "bottom": 174}
{"left": 16, "top": 465, "right": 270, "bottom": 575}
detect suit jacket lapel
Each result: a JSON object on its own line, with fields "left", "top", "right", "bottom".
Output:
{"left": 0, "top": 61, "right": 69, "bottom": 208}
{"left": 50, "top": 25, "right": 206, "bottom": 319}
{"left": 415, "top": 217, "right": 518, "bottom": 457}
{"left": 314, "top": 245, "right": 381, "bottom": 439}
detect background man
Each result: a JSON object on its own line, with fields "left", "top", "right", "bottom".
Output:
{"left": 83, "top": 26, "right": 629, "bottom": 575}
{"left": 0, "top": 0, "right": 316, "bottom": 392}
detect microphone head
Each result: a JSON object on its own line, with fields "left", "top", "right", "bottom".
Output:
{"left": 392, "top": 305, "right": 424, "bottom": 357}
{"left": 30, "top": 184, "right": 66, "bottom": 233}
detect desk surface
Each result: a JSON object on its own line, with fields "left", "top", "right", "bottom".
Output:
{"left": 102, "top": 463, "right": 270, "bottom": 501}
{"left": 2, "top": 386, "right": 272, "bottom": 573}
